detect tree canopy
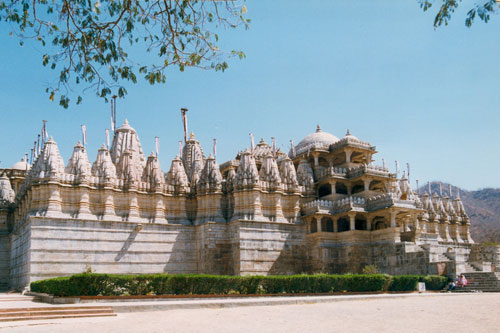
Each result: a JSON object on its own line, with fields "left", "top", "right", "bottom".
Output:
{"left": 0, "top": 0, "right": 249, "bottom": 108}
{"left": 420, "top": 0, "right": 498, "bottom": 28}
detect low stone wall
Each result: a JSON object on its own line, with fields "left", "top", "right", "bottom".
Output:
{"left": 307, "top": 228, "right": 432, "bottom": 275}
{"left": 0, "top": 232, "right": 9, "bottom": 290}
{"left": 9, "top": 217, "right": 311, "bottom": 289}
{"left": 23, "top": 216, "right": 198, "bottom": 287}
{"left": 235, "top": 220, "right": 308, "bottom": 275}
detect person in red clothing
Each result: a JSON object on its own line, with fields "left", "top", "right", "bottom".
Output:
{"left": 457, "top": 274, "right": 468, "bottom": 287}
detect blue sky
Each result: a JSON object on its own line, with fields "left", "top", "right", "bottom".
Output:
{"left": 0, "top": 1, "right": 498, "bottom": 190}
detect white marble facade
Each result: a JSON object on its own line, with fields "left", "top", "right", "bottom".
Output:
{"left": 0, "top": 121, "right": 482, "bottom": 289}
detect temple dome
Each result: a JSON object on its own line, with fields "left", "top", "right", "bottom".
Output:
{"left": 344, "top": 129, "right": 359, "bottom": 141}
{"left": 294, "top": 125, "right": 339, "bottom": 155}
{"left": 11, "top": 158, "right": 30, "bottom": 171}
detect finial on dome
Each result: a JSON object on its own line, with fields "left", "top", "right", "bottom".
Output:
{"left": 207, "top": 153, "right": 214, "bottom": 159}
{"left": 316, "top": 124, "right": 322, "bottom": 133}
{"left": 346, "top": 129, "right": 351, "bottom": 136}
{"left": 124, "top": 119, "right": 129, "bottom": 125}
{"left": 189, "top": 131, "right": 195, "bottom": 140}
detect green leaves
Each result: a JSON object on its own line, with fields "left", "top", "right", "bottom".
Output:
{"left": 419, "top": 0, "right": 498, "bottom": 28}
{"left": 0, "top": 0, "right": 250, "bottom": 108}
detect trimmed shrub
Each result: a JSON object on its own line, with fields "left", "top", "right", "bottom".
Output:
{"left": 420, "top": 275, "right": 449, "bottom": 290}
{"left": 30, "top": 273, "right": 444, "bottom": 297}
{"left": 389, "top": 275, "right": 420, "bottom": 291}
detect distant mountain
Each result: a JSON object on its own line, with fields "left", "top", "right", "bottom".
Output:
{"left": 419, "top": 182, "right": 500, "bottom": 244}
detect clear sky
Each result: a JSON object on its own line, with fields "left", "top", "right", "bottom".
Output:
{"left": 0, "top": 1, "right": 499, "bottom": 190}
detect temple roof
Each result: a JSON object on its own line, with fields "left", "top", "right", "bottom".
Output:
{"left": 11, "top": 158, "right": 30, "bottom": 171}
{"left": 294, "top": 125, "right": 339, "bottom": 155}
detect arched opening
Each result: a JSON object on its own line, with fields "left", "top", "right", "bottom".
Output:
{"left": 310, "top": 218, "right": 317, "bottom": 233}
{"left": 372, "top": 216, "right": 387, "bottom": 230}
{"left": 336, "top": 182, "right": 348, "bottom": 195}
{"left": 318, "top": 184, "right": 331, "bottom": 198}
{"left": 369, "top": 180, "right": 386, "bottom": 193}
{"left": 355, "top": 215, "right": 367, "bottom": 230}
{"left": 338, "top": 217, "right": 350, "bottom": 232}
{"left": 318, "top": 157, "right": 330, "bottom": 169}
{"left": 351, "top": 183, "right": 364, "bottom": 195}
{"left": 351, "top": 152, "right": 365, "bottom": 164}
{"left": 321, "top": 217, "right": 334, "bottom": 232}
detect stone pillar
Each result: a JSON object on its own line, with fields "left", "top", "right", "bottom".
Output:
{"left": 363, "top": 178, "right": 370, "bottom": 192}
{"left": 347, "top": 183, "right": 352, "bottom": 195}
{"left": 102, "top": 188, "right": 115, "bottom": 220}
{"left": 78, "top": 184, "right": 93, "bottom": 219}
{"left": 345, "top": 150, "right": 352, "bottom": 164}
{"left": 329, "top": 180, "right": 336, "bottom": 195}
{"left": 333, "top": 216, "right": 338, "bottom": 232}
{"left": 312, "top": 152, "right": 320, "bottom": 167}
{"left": 46, "top": 183, "right": 62, "bottom": 217}
{"left": 154, "top": 192, "right": 166, "bottom": 223}
{"left": 317, "top": 217, "right": 322, "bottom": 232}
{"left": 390, "top": 210, "right": 397, "bottom": 228}
{"left": 440, "top": 219, "right": 451, "bottom": 241}
{"left": 367, "top": 217, "right": 373, "bottom": 231}
{"left": 128, "top": 189, "right": 141, "bottom": 222}
{"left": 349, "top": 213, "right": 355, "bottom": 231}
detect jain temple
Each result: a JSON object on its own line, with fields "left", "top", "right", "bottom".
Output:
{"left": 0, "top": 120, "right": 494, "bottom": 290}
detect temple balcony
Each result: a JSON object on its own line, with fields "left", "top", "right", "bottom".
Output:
{"left": 301, "top": 196, "right": 367, "bottom": 216}
{"left": 366, "top": 193, "right": 421, "bottom": 211}
{"left": 346, "top": 164, "right": 391, "bottom": 179}
{"left": 315, "top": 167, "right": 348, "bottom": 182}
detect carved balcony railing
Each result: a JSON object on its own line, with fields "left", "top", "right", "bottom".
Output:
{"left": 347, "top": 164, "right": 389, "bottom": 179}
{"left": 316, "top": 167, "right": 348, "bottom": 181}
{"left": 302, "top": 196, "right": 367, "bottom": 215}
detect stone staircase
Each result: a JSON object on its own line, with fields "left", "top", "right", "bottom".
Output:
{"left": 0, "top": 305, "right": 116, "bottom": 322}
{"left": 452, "top": 272, "right": 500, "bottom": 293}
{"left": 462, "top": 262, "right": 480, "bottom": 273}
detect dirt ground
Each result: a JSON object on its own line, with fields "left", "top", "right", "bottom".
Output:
{"left": 2, "top": 293, "right": 500, "bottom": 333}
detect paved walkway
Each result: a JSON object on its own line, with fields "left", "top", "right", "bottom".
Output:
{"left": 1, "top": 293, "right": 500, "bottom": 332}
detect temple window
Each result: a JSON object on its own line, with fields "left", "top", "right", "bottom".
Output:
{"left": 351, "top": 182, "right": 364, "bottom": 194}
{"left": 321, "top": 217, "right": 334, "bottom": 232}
{"left": 338, "top": 217, "right": 350, "bottom": 232}
{"left": 336, "top": 182, "right": 348, "bottom": 195}
{"left": 355, "top": 215, "right": 367, "bottom": 230}
{"left": 318, "top": 184, "right": 331, "bottom": 198}
{"left": 310, "top": 218, "right": 317, "bottom": 233}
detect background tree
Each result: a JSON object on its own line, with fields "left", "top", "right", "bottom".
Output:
{"left": 420, "top": 0, "right": 498, "bottom": 28}
{"left": 0, "top": 0, "right": 249, "bottom": 108}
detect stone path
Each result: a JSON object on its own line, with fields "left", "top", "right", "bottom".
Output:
{"left": 1, "top": 293, "right": 499, "bottom": 332}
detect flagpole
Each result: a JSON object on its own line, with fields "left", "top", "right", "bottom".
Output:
{"left": 111, "top": 95, "right": 117, "bottom": 132}
{"left": 213, "top": 138, "right": 217, "bottom": 159}
{"left": 181, "top": 108, "right": 188, "bottom": 143}
{"left": 249, "top": 133, "right": 254, "bottom": 151}
{"left": 81, "top": 124, "right": 87, "bottom": 146}
{"left": 105, "top": 129, "right": 110, "bottom": 149}
{"left": 271, "top": 137, "right": 276, "bottom": 157}
{"left": 155, "top": 136, "right": 160, "bottom": 157}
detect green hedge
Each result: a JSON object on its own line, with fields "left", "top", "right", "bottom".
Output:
{"left": 389, "top": 275, "right": 449, "bottom": 291}
{"left": 30, "top": 273, "right": 448, "bottom": 297}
